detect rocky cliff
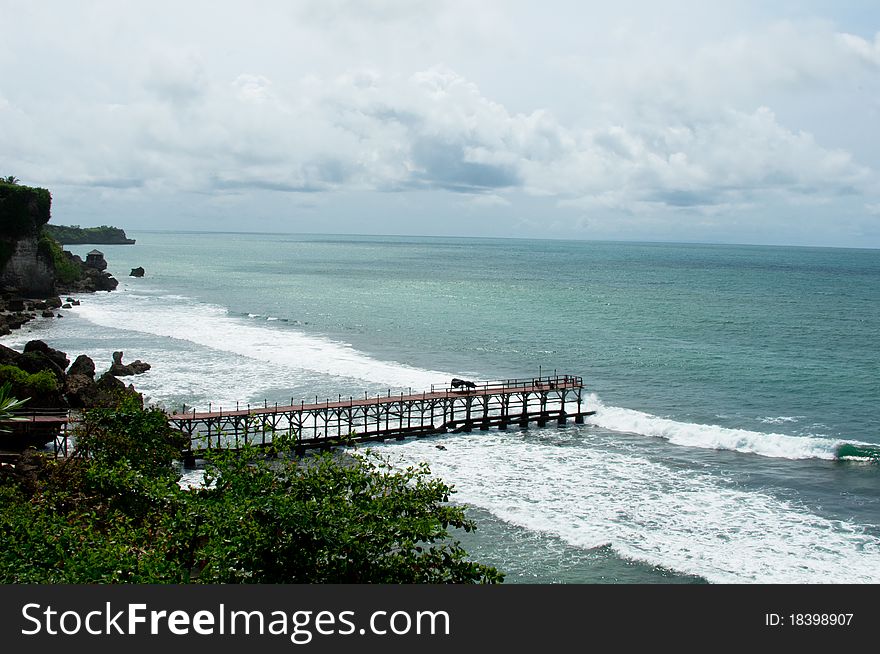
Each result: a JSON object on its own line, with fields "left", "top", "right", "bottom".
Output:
{"left": 0, "top": 182, "right": 55, "bottom": 296}
{"left": 0, "top": 181, "right": 119, "bottom": 299}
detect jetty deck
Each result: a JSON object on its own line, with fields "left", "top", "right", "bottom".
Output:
{"left": 168, "top": 374, "right": 593, "bottom": 457}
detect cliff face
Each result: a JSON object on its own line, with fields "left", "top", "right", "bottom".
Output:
{"left": 0, "top": 182, "right": 56, "bottom": 296}
{"left": 0, "top": 236, "right": 56, "bottom": 296}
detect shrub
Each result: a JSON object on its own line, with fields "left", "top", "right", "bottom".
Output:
{"left": 0, "top": 366, "right": 58, "bottom": 397}
{"left": 37, "top": 231, "right": 80, "bottom": 284}
{"left": 0, "top": 404, "right": 503, "bottom": 584}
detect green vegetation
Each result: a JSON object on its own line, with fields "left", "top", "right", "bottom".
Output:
{"left": 37, "top": 230, "right": 80, "bottom": 284}
{"left": 43, "top": 224, "right": 135, "bottom": 245}
{"left": 0, "top": 180, "right": 51, "bottom": 239}
{"left": 0, "top": 382, "right": 29, "bottom": 431}
{"left": 0, "top": 400, "right": 503, "bottom": 584}
{"left": 0, "top": 366, "right": 58, "bottom": 398}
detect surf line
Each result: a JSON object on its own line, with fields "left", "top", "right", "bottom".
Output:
{"left": 168, "top": 374, "right": 594, "bottom": 464}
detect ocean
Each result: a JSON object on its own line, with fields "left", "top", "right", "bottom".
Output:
{"left": 4, "top": 232, "right": 879, "bottom": 583}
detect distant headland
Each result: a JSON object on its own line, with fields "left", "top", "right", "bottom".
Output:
{"left": 43, "top": 224, "right": 135, "bottom": 245}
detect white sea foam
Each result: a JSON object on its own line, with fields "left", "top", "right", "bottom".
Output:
{"left": 759, "top": 416, "right": 801, "bottom": 425}
{"left": 68, "top": 288, "right": 450, "bottom": 391}
{"left": 585, "top": 394, "right": 866, "bottom": 461}
{"left": 375, "top": 433, "right": 880, "bottom": 583}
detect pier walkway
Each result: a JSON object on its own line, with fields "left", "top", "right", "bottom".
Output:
{"left": 168, "top": 374, "right": 593, "bottom": 457}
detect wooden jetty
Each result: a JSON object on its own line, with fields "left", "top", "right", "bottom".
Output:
{"left": 168, "top": 374, "right": 593, "bottom": 459}
{"left": 0, "top": 409, "right": 71, "bottom": 461}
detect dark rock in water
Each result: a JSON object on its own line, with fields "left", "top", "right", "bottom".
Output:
{"left": 23, "top": 340, "right": 70, "bottom": 373}
{"left": 62, "top": 303, "right": 71, "bottom": 309}
{"left": 68, "top": 354, "right": 96, "bottom": 378}
{"left": 130, "top": 267, "right": 145, "bottom": 277}
{"left": 33, "top": 300, "right": 48, "bottom": 310}
{"left": 46, "top": 296, "right": 62, "bottom": 309}
{"left": 108, "top": 351, "right": 151, "bottom": 376}
{"left": 41, "top": 309, "right": 55, "bottom": 318}
{"left": 84, "top": 250, "right": 107, "bottom": 271}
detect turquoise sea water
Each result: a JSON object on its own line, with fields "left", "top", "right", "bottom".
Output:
{"left": 5, "top": 232, "right": 879, "bottom": 583}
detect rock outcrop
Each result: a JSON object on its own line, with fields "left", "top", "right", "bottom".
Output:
{"left": 1, "top": 342, "right": 146, "bottom": 410}
{"left": 130, "top": 266, "right": 145, "bottom": 277}
{"left": 108, "top": 351, "right": 151, "bottom": 376}
{"left": 52, "top": 251, "right": 118, "bottom": 294}
{"left": 68, "top": 354, "right": 96, "bottom": 378}
{"left": 22, "top": 340, "right": 70, "bottom": 375}
{"left": 1, "top": 181, "right": 120, "bottom": 312}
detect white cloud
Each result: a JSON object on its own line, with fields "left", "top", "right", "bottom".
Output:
{"left": 1, "top": 1, "right": 879, "bottom": 245}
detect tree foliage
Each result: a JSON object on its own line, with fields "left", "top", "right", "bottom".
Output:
{"left": 42, "top": 224, "right": 135, "bottom": 245}
{"left": 0, "top": 181, "right": 51, "bottom": 237}
{"left": 0, "top": 402, "right": 503, "bottom": 584}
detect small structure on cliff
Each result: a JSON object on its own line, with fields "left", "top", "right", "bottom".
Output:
{"left": 84, "top": 250, "right": 107, "bottom": 271}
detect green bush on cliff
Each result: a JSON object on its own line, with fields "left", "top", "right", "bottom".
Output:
{"left": 37, "top": 231, "right": 80, "bottom": 284}
{"left": 0, "top": 401, "right": 503, "bottom": 584}
{"left": 0, "top": 365, "right": 59, "bottom": 397}
{"left": 0, "top": 181, "right": 51, "bottom": 238}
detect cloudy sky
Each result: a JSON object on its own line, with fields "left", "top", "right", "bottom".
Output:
{"left": 2, "top": 1, "right": 879, "bottom": 246}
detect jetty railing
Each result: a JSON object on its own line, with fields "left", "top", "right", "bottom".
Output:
{"left": 167, "top": 374, "right": 593, "bottom": 460}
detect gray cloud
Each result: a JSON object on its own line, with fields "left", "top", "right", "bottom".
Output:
{"left": 1, "top": 1, "right": 879, "bottom": 245}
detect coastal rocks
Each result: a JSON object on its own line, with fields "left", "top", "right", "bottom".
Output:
{"left": 65, "top": 370, "right": 142, "bottom": 409}
{"left": 1, "top": 343, "right": 146, "bottom": 411}
{"left": 57, "top": 263, "right": 118, "bottom": 294}
{"left": 23, "top": 340, "right": 70, "bottom": 373}
{"left": 130, "top": 266, "right": 145, "bottom": 277}
{"left": 0, "top": 311, "right": 35, "bottom": 336}
{"left": 4, "top": 297, "right": 26, "bottom": 312}
{"left": 52, "top": 251, "right": 118, "bottom": 295}
{"left": 108, "top": 351, "right": 151, "bottom": 376}
{"left": 68, "top": 354, "right": 96, "bottom": 378}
